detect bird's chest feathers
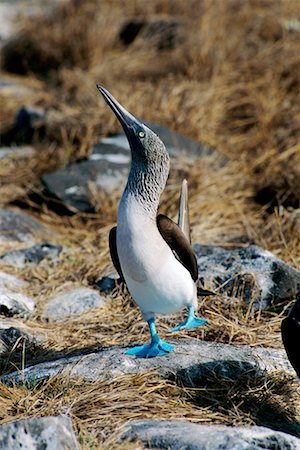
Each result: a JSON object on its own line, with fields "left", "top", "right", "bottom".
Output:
{"left": 117, "top": 198, "right": 169, "bottom": 282}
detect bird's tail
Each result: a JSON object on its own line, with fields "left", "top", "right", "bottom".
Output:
{"left": 178, "top": 179, "right": 191, "bottom": 243}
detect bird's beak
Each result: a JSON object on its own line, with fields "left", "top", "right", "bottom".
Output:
{"left": 96, "top": 85, "right": 144, "bottom": 146}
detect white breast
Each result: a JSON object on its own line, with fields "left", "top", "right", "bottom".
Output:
{"left": 117, "top": 195, "right": 197, "bottom": 320}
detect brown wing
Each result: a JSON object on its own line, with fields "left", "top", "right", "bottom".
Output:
{"left": 109, "top": 226, "right": 124, "bottom": 282}
{"left": 157, "top": 214, "right": 198, "bottom": 282}
{"left": 281, "top": 299, "right": 300, "bottom": 377}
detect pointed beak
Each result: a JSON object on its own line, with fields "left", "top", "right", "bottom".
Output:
{"left": 96, "top": 84, "right": 144, "bottom": 145}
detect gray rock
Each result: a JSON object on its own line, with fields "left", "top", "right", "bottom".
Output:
{"left": 0, "top": 0, "right": 69, "bottom": 44}
{"left": 42, "top": 124, "right": 221, "bottom": 213}
{"left": 0, "top": 243, "right": 62, "bottom": 268}
{"left": 43, "top": 287, "right": 105, "bottom": 322}
{"left": 0, "top": 288, "right": 35, "bottom": 318}
{"left": 0, "top": 208, "right": 51, "bottom": 244}
{"left": 121, "top": 420, "right": 300, "bottom": 450}
{"left": 0, "top": 271, "right": 27, "bottom": 290}
{"left": 42, "top": 142, "right": 130, "bottom": 213}
{"left": 0, "top": 415, "right": 79, "bottom": 450}
{"left": 1, "top": 339, "right": 294, "bottom": 386}
{"left": 194, "top": 244, "right": 300, "bottom": 310}
{"left": 0, "top": 145, "right": 35, "bottom": 160}
{"left": 0, "top": 318, "right": 45, "bottom": 354}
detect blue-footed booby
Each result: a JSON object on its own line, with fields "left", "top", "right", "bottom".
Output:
{"left": 97, "top": 85, "right": 208, "bottom": 358}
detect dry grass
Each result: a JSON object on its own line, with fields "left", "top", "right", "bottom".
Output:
{"left": 0, "top": 0, "right": 300, "bottom": 447}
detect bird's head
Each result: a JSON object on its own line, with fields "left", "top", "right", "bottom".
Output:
{"left": 97, "top": 85, "right": 170, "bottom": 180}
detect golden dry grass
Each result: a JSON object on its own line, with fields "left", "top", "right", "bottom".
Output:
{"left": 0, "top": 0, "right": 300, "bottom": 448}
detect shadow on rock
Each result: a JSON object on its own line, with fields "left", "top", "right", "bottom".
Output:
{"left": 0, "top": 340, "right": 106, "bottom": 378}
{"left": 175, "top": 360, "right": 300, "bottom": 438}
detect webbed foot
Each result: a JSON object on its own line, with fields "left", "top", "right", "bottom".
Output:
{"left": 125, "top": 340, "right": 174, "bottom": 358}
{"left": 169, "top": 306, "right": 208, "bottom": 332}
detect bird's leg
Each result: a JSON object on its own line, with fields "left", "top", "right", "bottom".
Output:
{"left": 125, "top": 318, "right": 174, "bottom": 358}
{"left": 169, "top": 306, "right": 208, "bottom": 332}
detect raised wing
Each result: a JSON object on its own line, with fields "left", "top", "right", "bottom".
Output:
{"left": 178, "top": 179, "right": 191, "bottom": 243}
{"left": 157, "top": 214, "right": 198, "bottom": 282}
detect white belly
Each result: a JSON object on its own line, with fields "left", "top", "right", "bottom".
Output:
{"left": 116, "top": 195, "right": 197, "bottom": 320}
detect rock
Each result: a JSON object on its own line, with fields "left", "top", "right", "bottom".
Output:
{"left": 42, "top": 123, "right": 219, "bottom": 213}
{"left": 119, "top": 19, "right": 185, "bottom": 50}
{"left": 0, "top": 0, "right": 69, "bottom": 46}
{"left": 121, "top": 420, "right": 300, "bottom": 450}
{"left": 0, "top": 243, "right": 62, "bottom": 268}
{"left": 282, "top": 293, "right": 300, "bottom": 377}
{"left": 0, "top": 288, "right": 35, "bottom": 318}
{"left": 0, "top": 208, "right": 51, "bottom": 244}
{"left": 95, "top": 272, "right": 120, "bottom": 293}
{"left": 0, "top": 416, "right": 79, "bottom": 450}
{"left": 0, "top": 318, "right": 45, "bottom": 355}
{"left": 0, "top": 271, "right": 27, "bottom": 290}
{"left": 0, "top": 145, "right": 35, "bottom": 160}
{"left": 1, "top": 339, "right": 294, "bottom": 386}
{"left": 0, "top": 326, "right": 40, "bottom": 356}
{"left": 0, "top": 105, "right": 46, "bottom": 146}
{"left": 194, "top": 244, "right": 300, "bottom": 310}
{"left": 43, "top": 287, "right": 105, "bottom": 322}
{"left": 42, "top": 142, "right": 131, "bottom": 213}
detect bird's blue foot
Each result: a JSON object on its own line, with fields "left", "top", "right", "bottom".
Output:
{"left": 125, "top": 317, "right": 174, "bottom": 358}
{"left": 169, "top": 306, "right": 208, "bottom": 332}
{"left": 125, "top": 339, "right": 174, "bottom": 358}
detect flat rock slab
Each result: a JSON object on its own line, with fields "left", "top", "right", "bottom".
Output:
{"left": 42, "top": 287, "right": 105, "bottom": 322}
{"left": 194, "top": 244, "right": 300, "bottom": 310}
{"left": 0, "top": 242, "right": 62, "bottom": 268}
{"left": 0, "top": 208, "right": 52, "bottom": 244}
{"left": 0, "top": 415, "right": 79, "bottom": 450}
{"left": 42, "top": 123, "right": 221, "bottom": 213}
{"left": 1, "top": 339, "right": 295, "bottom": 386}
{"left": 121, "top": 420, "right": 300, "bottom": 450}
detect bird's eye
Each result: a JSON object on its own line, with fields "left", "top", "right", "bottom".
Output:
{"left": 138, "top": 131, "right": 145, "bottom": 138}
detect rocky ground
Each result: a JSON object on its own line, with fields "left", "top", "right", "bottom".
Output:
{"left": 0, "top": 0, "right": 300, "bottom": 449}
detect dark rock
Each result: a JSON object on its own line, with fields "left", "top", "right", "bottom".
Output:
{"left": 0, "top": 243, "right": 62, "bottom": 268}
{"left": 42, "top": 124, "right": 220, "bottom": 213}
{"left": 119, "top": 20, "right": 145, "bottom": 45}
{"left": 0, "top": 326, "right": 30, "bottom": 347}
{"left": 138, "top": 20, "right": 185, "bottom": 51}
{"left": 194, "top": 244, "right": 300, "bottom": 310}
{"left": 0, "top": 208, "right": 51, "bottom": 244}
{"left": 1, "top": 339, "right": 294, "bottom": 386}
{"left": 0, "top": 416, "right": 79, "bottom": 450}
{"left": 42, "top": 287, "right": 105, "bottom": 322}
{"left": 0, "top": 288, "right": 35, "bottom": 318}
{"left": 120, "top": 19, "right": 185, "bottom": 51}
{"left": 282, "top": 294, "right": 300, "bottom": 377}
{"left": 0, "top": 318, "right": 45, "bottom": 355}
{"left": 121, "top": 420, "right": 300, "bottom": 450}
{"left": 95, "top": 272, "right": 120, "bottom": 293}
{"left": 0, "top": 106, "right": 46, "bottom": 146}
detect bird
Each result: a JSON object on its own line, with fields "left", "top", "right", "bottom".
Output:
{"left": 97, "top": 85, "right": 209, "bottom": 358}
{"left": 281, "top": 295, "right": 300, "bottom": 378}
